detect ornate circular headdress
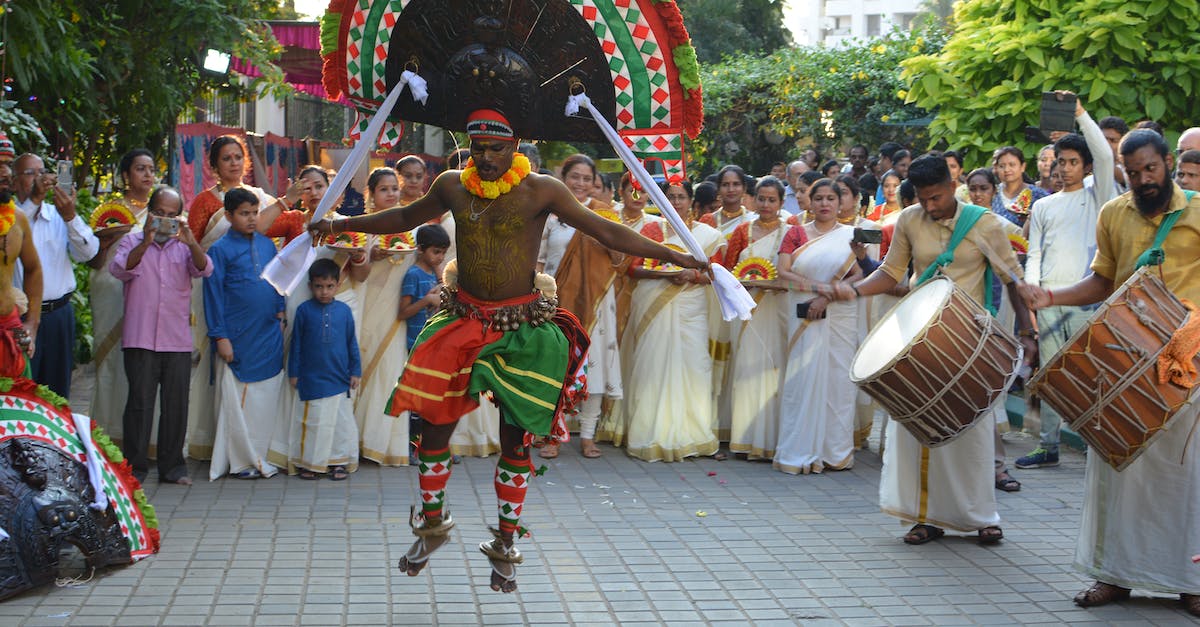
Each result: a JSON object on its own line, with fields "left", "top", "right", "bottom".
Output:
{"left": 319, "top": 0, "right": 702, "bottom": 181}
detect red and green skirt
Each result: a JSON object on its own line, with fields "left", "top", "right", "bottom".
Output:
{"left": 387, "top": 290, "right": 588, "bottom": 439}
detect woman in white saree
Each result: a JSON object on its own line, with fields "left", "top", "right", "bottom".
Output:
{"left": 725, "top": 177, "right": 790, "bottom": 460}
{"left": 774, "top": 179, "right": 863, "bottom": 474}
{"left": 610, "top": 182, "right": 726, "bottom": 462}
{"left": 89, "top": 150, "right": 154, "bottom": 445}
{"left": 342, "top": 166, "right": 418, "bottom": 466}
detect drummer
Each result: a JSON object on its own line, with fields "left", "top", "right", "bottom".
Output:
{"left": 1020, "top": 129, "right": 1200, "bottom": 617}
{"left": 828, "top": 154, "right": 1038, "bottom": 545}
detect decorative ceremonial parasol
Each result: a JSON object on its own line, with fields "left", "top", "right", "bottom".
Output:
{"left": 319, "top": 0, "right": 702, "bottom": 182}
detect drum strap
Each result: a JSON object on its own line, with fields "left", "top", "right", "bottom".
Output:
{"left": 915, "top": 203, "right": 996, "bottom": 314}
{"left": 1136, "top": 190, "right": 1196, "bottom": 269}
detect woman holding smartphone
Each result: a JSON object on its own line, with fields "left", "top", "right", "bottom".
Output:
{"left": 774, "top": 179, "right": 863, "bottom": 475}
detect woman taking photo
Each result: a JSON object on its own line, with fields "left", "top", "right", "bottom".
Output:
{"left": 774, "top": 179, "right": 862, "bottom": 474}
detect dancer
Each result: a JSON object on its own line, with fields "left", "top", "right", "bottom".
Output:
{"left": 311, "top": 109, "right": 707, "bottom": 592}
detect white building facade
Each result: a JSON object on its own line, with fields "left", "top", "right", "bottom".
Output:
{"left": 799, "top": 0, "right": 922, "bottom": 47}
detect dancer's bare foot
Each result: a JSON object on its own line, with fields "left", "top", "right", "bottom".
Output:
{"left": 581, "top": 438, "right": 602, "bottom": 458}
{"left": 480, "top": 532, "right": 522, "bottom": 593}
{"left": 538, "top": 441, "right": 559, "bottom": 459}
{"left": 399, "top": 513, "right": 453, "bottom": 576}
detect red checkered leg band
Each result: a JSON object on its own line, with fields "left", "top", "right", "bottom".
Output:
{"left": 494, "top": 456, "right": 532, "bottom": 535}
{"left": 418, "top": 447, "right": 452, "bottom": 518}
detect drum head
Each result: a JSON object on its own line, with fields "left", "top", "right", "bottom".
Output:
{"left": 851, "top": 277, "right": 952, "bottom": 381}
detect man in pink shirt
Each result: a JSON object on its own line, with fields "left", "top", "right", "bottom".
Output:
{"left": 110, "top": 186, "right": 212, "bottom": 485}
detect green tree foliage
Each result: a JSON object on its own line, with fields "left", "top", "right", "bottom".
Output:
{"left": 4, "top": 0, "right": 289, "bottom": 185}
{"left": 692, "top": 27, "right": 945, "bottom": 175}
{"left": 902, "top": 0, "right": 1200, "bottom": 165}
{"left": 678, "top": 0, "right": 792, "bottom": 65}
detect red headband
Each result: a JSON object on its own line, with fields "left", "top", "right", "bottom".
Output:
{"left": 466, "top": 109, "right": 515, "bottom": 141}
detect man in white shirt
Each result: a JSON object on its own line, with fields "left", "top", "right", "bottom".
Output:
{"left": 1017, "top": 94, "right": 1115, "bottom": 469}
{"left": 780, "top": 159, "right": 808, "bottom": 217}
{"left": 12, "top": 154, "right": 99, "bottom": 398}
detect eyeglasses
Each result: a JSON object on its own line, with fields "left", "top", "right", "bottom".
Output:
{"left": 19, "top": 168, "right": 52, "bottom": 176}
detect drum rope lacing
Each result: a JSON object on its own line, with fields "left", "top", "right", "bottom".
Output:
{"left": 900, "top": 313, "right": 1015, "bottom": 428}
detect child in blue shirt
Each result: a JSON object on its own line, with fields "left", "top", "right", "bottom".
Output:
{"left": 204, "top": 188, "right": 288, "bottom": 480}
{"left": 287, "top": 258, "right": 363, "bottom": 480}
{"left": 398, "top": 224, "right": 450, "bottom": 456}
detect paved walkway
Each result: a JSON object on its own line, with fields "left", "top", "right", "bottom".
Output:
{"left": 1, "top": 369, "right": 1197, "bottom": 626}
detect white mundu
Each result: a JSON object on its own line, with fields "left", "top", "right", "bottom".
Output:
{"left": 863, "top": 280, "right": 1001, "bottom": 531}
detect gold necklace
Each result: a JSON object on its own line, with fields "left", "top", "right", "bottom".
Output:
{"left": 621, "top": 211, "right": 641, "bottom": 226}
{"left": 469, "top": 195, "right": 499, "bottom": 221}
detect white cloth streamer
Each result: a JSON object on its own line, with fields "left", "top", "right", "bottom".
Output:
{"left": 70, "top": 413, "right": 110, "bottom": 512}
{"left": 564, "top": 93, "right": 756, "bottom": 321}
{"left": 262, "top": 70, "right": 428, "bottom": 295}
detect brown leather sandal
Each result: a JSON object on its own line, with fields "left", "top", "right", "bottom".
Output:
{"left": 1181, "top": 593, "right": 1200, "bottom": 617}
{"left": 1073, "top": 581, "right": 1130, "bottom": 607}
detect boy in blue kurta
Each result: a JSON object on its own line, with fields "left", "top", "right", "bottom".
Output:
{"left": 397, "top": 223, "right": 450, "bottom": 457}
{"left": 287, "top": 258, "right": 362, "bottom": 480}
{"left": 203, "top": 188, "right": 288, "bottom": 481}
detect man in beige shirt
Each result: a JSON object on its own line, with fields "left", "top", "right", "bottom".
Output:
{"left": 831, "top": 154, "right": 1037, "bottom": 546}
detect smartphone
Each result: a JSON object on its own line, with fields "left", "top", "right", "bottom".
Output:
{"left": 150, "top": 215, "right": 180, "bottom": 235}
{"left": 55, "top": 160, "right": 73, "bottom": 192}
{"left": 796, "top": 302, "right": 827, "bottom": 320}
{"left": 852, "top": 227, "right": 883, "bottom": 244}
{"left": 1039, "top": 92, "right": 1076, "bottom": 135}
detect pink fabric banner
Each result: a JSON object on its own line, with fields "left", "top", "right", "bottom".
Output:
{"left": 171, "top": 123, "right": 245, "bottom": 210}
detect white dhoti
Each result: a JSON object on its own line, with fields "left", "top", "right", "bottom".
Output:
{"left": 289, "top": 393, "right": 360, "bottom": 474}
{"left": 1075, "top": 402, "right": 1200, "bottom": 594}
{"left": 449, "top": 401, "right": 501, "bottom": 457}
{"left": 209, "top": 363, "right": 288, "bottom": 481}
{"left": 879, "top": 404, "right": 1002, "bottom": 532}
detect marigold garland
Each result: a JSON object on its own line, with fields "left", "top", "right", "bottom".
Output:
{"left": 0, "top": 199, "right": 15, "bottom": 237}
{"left": 460, "top": 153, "right": 532, "bottom": 199}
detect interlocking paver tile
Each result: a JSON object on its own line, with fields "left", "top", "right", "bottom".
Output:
{"left": 11, "top": 373, "right": 1200, "bottom": 626}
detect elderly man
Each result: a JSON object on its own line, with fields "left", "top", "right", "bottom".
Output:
{"left": 110, "top": 186, "right": 212, "bottom": 486}
{"left": 781, "top": 159, "right": 809, "bottom": 216}
{"left": 12, "top": 154, "right": 98, "bottom": 398}
{"left": 1177, "top": 127, "right": 1200, "bottom": 155}
{"left": 0, "top": 146, "right": 43, "bottom": 374}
